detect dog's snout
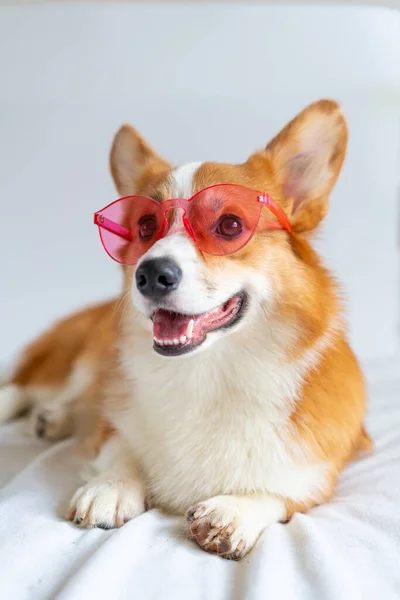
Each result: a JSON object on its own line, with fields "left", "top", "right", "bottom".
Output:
{"left": 135, "top": 258, "right": 182, "bottom": 300}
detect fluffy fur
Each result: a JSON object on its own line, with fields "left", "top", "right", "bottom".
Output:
{"left": 2, "top": 100, "right": 371, "bottom": 560}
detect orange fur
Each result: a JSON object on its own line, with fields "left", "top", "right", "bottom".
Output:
{"left": 11, "top": 300, "right": 116, "bottom": 387}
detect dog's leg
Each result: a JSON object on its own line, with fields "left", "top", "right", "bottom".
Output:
{"left": 186, "top": 494, "right": 286, "bottom": 560}
{"left": 30, "top": 362, "right": 94, "bottom": 441}
{"left": 30, "top": 401, "right": 74, "bottom": 441}
{"left": 0, "top": 384, "right": 31, "bottom": 423}
{"left": 67, "top": 434, "right": 145, "bottom": 529}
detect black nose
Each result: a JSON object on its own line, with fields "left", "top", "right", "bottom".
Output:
{"left": 135, "top": 258, "right": 182, "bottom": 300}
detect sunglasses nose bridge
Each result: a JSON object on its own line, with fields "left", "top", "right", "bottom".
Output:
{"left": 159, "top": 204, "right": 188, "bottom": 232}
{"left": 158, "top": 203, "right": 197, "bottom": 243}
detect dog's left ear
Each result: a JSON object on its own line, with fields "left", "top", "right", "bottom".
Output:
{"left": 265, "top": 99, "right": 348, "bottom": 232}
{"left": 110, "top": 124, "right": 169, "bottom": 196}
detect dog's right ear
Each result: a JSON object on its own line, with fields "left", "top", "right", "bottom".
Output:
{"left": 110, "top": 125, "right": 169, "bottom": 196}
{"left": 264, "top": 99, "right": 347, "bottom": 232}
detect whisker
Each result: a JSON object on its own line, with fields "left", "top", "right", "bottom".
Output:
{"left": 259, "top": 300, "right": 278, "bottom": 346}
{"left": 114, "top": 290, "right": 132, "bottom": 327}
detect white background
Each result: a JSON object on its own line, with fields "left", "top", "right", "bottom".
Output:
{"left": 0, "top": 2, "right": 399, "bottom": 366}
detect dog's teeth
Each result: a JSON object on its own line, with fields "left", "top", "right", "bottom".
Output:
{"left": 186, "top": 319, "right": 194, "bottom": 338}
{"left": 156, "top": 336, "right": 190, "bottom": 347}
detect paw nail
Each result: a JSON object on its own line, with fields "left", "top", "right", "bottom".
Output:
{"left": 36, "top": 425, "right": 46, "bottom": 439}
{"left": 212, "top": 521, "right": 222, "bottom": 529}
{"left": 66, "top": 509, "right": 76, "bottom": 521}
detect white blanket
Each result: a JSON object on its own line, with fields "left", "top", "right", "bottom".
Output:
{"left": 1, "top": 377, "right": 399, "bottom": 600}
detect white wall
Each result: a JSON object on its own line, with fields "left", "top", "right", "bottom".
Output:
{"left": 0, "top": 2, "right": 399, "bottom": 365}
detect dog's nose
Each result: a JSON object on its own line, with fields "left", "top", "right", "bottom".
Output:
{"left": 135, "top": 258, "right": 182, "bottom": 300}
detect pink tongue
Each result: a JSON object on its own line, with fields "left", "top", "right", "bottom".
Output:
{"left": 153, "top": 310, "right": 193, "bottom": 340}
{"left": 152, "top": 296, "right": 242, "bottom": 342}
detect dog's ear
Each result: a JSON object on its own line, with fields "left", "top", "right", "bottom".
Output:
{"left": 265, "top": 99, "right": 348, "bottom": 232}
{"left": 110, "top": 125, "right": 169, "bottom": 196}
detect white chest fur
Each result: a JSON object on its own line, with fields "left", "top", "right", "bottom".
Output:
{"left": 112, "top": 330, "right": 327, "bottom": 514}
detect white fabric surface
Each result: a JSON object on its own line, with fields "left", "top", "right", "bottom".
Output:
{"left": 0, "top": 377, "right": 399, "bottom": 600}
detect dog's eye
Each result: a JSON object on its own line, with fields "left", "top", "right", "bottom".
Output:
{"left": 215, "top": 214, "right": 243, "bottom": 239}
{"left": 139, "top": 215, "right": 157, "bottom": 241}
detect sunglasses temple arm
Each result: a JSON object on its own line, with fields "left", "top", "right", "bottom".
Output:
{"left": 94, "top": 213, "right": 133, "bottom": 241}
{"left": 259, "top": 195, "right": 293, "bottom": 232}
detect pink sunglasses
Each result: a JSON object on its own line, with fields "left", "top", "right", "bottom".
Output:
{"left": 94, "top": 184, "right": 292, "bottom": 265}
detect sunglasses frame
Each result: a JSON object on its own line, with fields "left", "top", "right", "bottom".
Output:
{"left": 94, "top": 183, "right": 292, "bottom": 264}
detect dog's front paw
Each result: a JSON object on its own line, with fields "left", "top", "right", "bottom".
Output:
{"left": 67, "top": 476, "right": 145, "bottom": 529}
{"left": 31, "top": 404, "right": 73, "bottom": 441}
{"left": 186, "top": 496, "right": 257, "bottom": 560}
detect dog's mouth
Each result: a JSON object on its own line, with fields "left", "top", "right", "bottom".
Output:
{"left": 152, "top": 292, "right": 248, "bottom": 356}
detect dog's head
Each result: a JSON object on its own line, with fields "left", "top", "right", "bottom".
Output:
{"left": 109, "top": 100, "right": 347, "bottom": 357}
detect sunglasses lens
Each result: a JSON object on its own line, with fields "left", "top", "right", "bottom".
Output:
{"left": 187, "top": 185, "right": 263, "bottom": 255}
{"left": 96, "top": 196, "right": 161, "bottom": 264}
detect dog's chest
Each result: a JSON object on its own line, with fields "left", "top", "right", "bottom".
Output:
{"left": 116, "top": 346, "right": 318, "bottom": 513}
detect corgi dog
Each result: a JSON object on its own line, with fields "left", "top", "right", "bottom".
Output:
{"left": 2, "top": 100, "right": 371, "bottom": 560}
